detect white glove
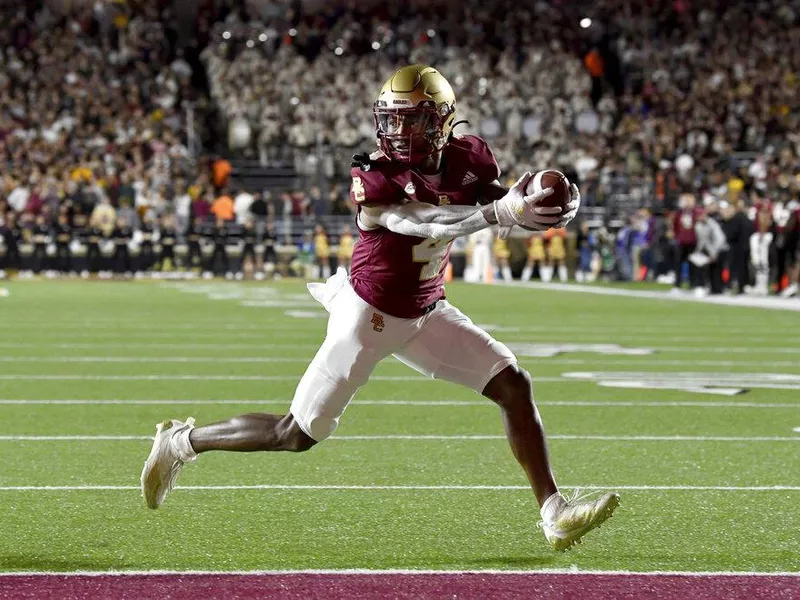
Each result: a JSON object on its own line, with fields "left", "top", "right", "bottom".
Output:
{"left": 493, "top": 173, "right": 581, "bottom": 238}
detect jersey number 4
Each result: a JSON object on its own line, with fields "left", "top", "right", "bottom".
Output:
{"left": 412, "top": 238, "right": 452, "bottom": 281}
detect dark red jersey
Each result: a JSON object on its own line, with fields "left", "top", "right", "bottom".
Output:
{"left": 672, "top": 208, "right": 701, "bottom": 245}
{"left": 349, "top": 135, "right": 500, "bottom": 318}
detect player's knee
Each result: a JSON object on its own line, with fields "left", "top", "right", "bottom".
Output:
{"left": 484, "top": 364, "right": 533, "bottom": 407}
{"left": 278, "top": 415, "right": 318, "bottom": 452}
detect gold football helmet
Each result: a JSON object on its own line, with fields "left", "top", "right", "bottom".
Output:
{"left": 373, "top": 64, "right": 456, "bottom": 164}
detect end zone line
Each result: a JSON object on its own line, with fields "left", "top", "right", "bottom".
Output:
{"left": 0, "top": 434, "right": 798, "bottom": 442}
{"left": 0, "top": 568, "right": 798, "bottom": 576}
{"left": 0, "top": 484, "right": 799, "bottom": 492}
{"left": 0, "top": 399, "right": 796, "bottom": 409}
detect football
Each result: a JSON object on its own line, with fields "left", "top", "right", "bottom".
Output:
{"left": 525, "top": 169, "right": 571, "bottom": 210}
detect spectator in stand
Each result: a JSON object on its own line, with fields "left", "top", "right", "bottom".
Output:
{"left": 192, "top": 193, "right": 212, "bottom": 222}
{"left": 234, "top": 188, "right": 255, "bottom": 224}
{"left": 212, "top": 189, "right": 235, "bottom": 221}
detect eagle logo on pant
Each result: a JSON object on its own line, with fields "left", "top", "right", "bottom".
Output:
{"left": 371, "top": 313, "right": 385, "bottom": 332}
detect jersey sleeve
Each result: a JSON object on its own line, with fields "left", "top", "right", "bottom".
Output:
{"left": 349, "top": 166, "right": 403, "bottom": 208}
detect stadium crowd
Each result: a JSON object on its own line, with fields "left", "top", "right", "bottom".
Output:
{"left": 0, "top": 0, "right": 798, "bottom": 295}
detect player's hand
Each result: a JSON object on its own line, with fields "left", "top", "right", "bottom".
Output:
{"left": 494, "top": 172, "right": 560, "bottom": 233}
{"left": 560, "top": 183, "right": 581, "bottom": 226}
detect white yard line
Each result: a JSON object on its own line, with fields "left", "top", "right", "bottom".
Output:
{"left": 2, "top": 342, "right": 799, "bottom": 354}
{"left": 507, "top": 281, "right": 800, "bottom": 312}
{"left": 0, "top": 399, "right": 796, "bottom": 408}
{"left": 0, "top": 342, "right": 321, "bottom": 350}
{"left": 1, "top": 434, "right": 797, "bottom": 442}
{"left": 2, "top": 356, "right": 800, "bottom": 368}
{"left": 0, "top": 375, "right": 446, "bottom": 382}
{"left": 0, "top": 484, "right": 799, "bottom": 492}
{"left": 0, "top": 357, "right": 310, "bottom": 364}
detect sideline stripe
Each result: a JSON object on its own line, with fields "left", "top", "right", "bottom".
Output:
{"left": 0, "top": 434, "right": 797, "bottom": 442}
{"left": 0, "top": 569, "right": 799, "bottom": 576}
{"left": 1, "top": 485, "right": 799, "bottom": 492}
{"left": 0, "top": 399, "right": 796, "bottom": 408}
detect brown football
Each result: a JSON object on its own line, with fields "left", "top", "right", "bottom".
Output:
{"left": 524, "top": 169, "right": 571, "bottom": 209}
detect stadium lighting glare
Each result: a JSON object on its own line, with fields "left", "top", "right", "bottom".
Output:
{"left": 334, "top": 46, "right": 344, "bottom": 56}
{"left": 246, "top": 40, "right": 254, "bottom": 48}
{"left": 288, "top": 28, "right": 297, "bottom": 37}
{"left": 222, "top": 31, "right": 231, "bottom": 40}
{"left": 580, "top": 18, "right": 592, "bottom": 29}
{"left": 371, "top": 41, "right": 381, "bottom": 50}
{"left": 258, "top": 33, "right": 267, "bottom": 42}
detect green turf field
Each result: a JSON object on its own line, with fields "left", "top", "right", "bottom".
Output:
{"left": 0, "top": 279, "right": 798, "bottom": 573}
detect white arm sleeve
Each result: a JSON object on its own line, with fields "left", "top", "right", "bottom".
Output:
{"left": 361, "top": 203, "right": 491, "bottom": 240}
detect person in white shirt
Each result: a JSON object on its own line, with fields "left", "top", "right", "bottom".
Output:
{"left": 233, "top": 189, "right": 255, "bottom": 224}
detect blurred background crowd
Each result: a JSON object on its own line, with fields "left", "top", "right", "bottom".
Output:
{"left": 0, "top": 0, "right": 798, "bottom": 296}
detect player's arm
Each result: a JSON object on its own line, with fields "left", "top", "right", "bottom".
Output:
{"left": 360, "top": 172, "right": 562, "bottom": 240}
{"left": 476, "top": 180, "right": 509, "bottom": 205}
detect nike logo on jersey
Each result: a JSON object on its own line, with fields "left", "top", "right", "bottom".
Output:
{"left": 461, "top": 171, "right": 478, "bottom": 186}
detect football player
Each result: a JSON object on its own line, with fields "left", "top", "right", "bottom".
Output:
{"left": 141, "top": 65, "right": 618, "bottom": 550}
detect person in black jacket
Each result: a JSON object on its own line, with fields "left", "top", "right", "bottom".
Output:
{"left": 263, "top": 220, "right": 278, "bottom": 277}
{"left": 210, "top": 217, "right": 229, "bottom": 276}
{"left": 721, "top": 201, "right": 752, "bottom": 295}
{"left": 1, "top": 213, "right": 21, "bottom": 275}
{"left": 84, "top": 222, "right": 102, "bottom": 276}
{"left": 54, "top": 213, "right": 73, "bottom": 274}
{"left": 241, "top": 217, "right": 257, "bottom": 279}
{"left": 158, "top": 214, "right": 178, "bottom": 272}
{"left": 31, "top": 214, "right": 50, "bottom": 274}
{"left": 186, "top": 217, "right": 204, "bottom": 272}
{"left": 112, "top": 216, "right": 133, "bottom": 277}
{"left": 138, "top": 213, "right": 156, "bottom": 273}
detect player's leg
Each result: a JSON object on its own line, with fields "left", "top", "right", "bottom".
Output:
{"left": 482, "top": 365, "right": 558, "bottom": 506}
{"left": 141, "top": 270, "right": 410, "bottom": 508}
{"left": 394, "top": 302, "right": 618, "bottom": 550}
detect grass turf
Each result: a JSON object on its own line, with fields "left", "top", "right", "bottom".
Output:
{"left": 0, "top": 279, "right": 798, "bottom": 573}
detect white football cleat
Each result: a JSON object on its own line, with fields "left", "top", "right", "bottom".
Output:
{"left": 141, "top": 418, "right": 196, "bottom": 509}
{"left": 539, "top": 490, "right": 620, "bottom": 551}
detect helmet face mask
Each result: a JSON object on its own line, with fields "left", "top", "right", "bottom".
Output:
{"left": 373, "top": 65, "right": 456, "bottom": 165}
